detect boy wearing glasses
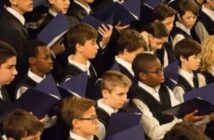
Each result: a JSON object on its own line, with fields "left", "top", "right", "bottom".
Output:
{"left": 96, "top": 70, "right": 131, "bottom": 139}
{"left": 173, "top": 38, "right": 206, "bottom": 102}
{"left": 61, "top": 96, "right": 99, "bottom": 140}
{"left": 131, "top": 53, "right": 204, "bottom": 140}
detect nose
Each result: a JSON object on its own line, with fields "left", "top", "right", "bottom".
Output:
{"left": 13, "top": 68, "right": 18, "bottom": 75}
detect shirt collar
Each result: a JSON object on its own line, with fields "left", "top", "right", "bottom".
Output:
{"left": 48, "top": 9, "right": 58, "bottom": 17}
{"left": 202, "top": 5, "right": 214, "bottom": 21}
{"left": 175, "top": 21, "right": 191, "bottom": 36}
{"left": 68, "top": 55, "right": 91, "bottom": 72}
{"left": 97, "top": 99, "right": 118, "bottom": 116}
{"left": 113, "top": 0, "right": 124, "bottom": 4}
{"left": 138, "top": 81, "right": 161, "bottom": 102}
{"left": 27, "top": 69, "right": 46, "bottom": 83}
{"left": 6, "top": 7, "right": 25, "bottom": 25}
{"left": 178, "top": 69, "right": 194, "bottom": 87}
{"left": 115, "top": 56, "right": 134, "bottom": 76}
{"left": 70, "top": 131, "right": 93, "bottom": 140}
{"left": 74, "top": 0, "right": 91, "bottom": 14}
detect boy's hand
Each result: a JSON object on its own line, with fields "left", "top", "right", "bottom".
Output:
{"left": 98, "top": 24, "right": 113, "bottom": 47}
{"left": 183, "top": 110, "right": 206, "bottom": 122}
{"left": 114, "top": 21, "right": 129, "bottom": 33}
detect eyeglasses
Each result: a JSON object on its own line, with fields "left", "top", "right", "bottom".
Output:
{"left": 143, "top": 67, "right": 163, "bottom": 75}
{"left": 78, "top": 115, "right": 98, "bottom": 124}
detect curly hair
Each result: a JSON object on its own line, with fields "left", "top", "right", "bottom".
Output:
{"left": 200, "top": 36, "right": 214, "bottom": 72}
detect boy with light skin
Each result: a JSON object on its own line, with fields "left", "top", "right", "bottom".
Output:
{"left": 96, "top": 70, "right": 131, "bottom": 139}
{"left": 3, "top": 109, "right": 44, "bottom": 140}
{"left": 0, "top": 41, "right": 17, "bottom": 102}
{"left": 61, "top": 96, "right": 99, "bottom": 140}
{"left": 153, "top": 4, "right": 177, "bottom": 66}
{"left": 171, "top": 0, "right": 199, "bottom": 45}
{"left": 173, "top": 38, "right": 206, "bottom": 102}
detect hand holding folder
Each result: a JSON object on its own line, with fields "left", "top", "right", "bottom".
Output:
{"left": 162, "top": 97, "right": 214, "bottom": 119}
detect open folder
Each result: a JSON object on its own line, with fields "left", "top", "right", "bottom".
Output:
{"left": 162, "top": 97, "right": 214, "bottom": 118}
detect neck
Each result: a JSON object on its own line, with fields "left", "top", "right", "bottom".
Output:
{"left": 31, "top": 68, "right": 45, "bottom": 78}
{"left": 72, "top": 130, "right": 93, "bottom": 140}
{"left": 72, "top": 54, "right": 88, "bottom": 65}
{"left": 181, "top": 65, "right": 192, "bottom": 73}
{"left": 118, "top": 54, "right": 130, "bottom": 63}
{"left": 10, "top": 6, "right": 24, "bottom": 15}
{"left": 204, "top": 3, "right": 214, "bottom": 11}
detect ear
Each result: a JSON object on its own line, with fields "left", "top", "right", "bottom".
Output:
{"left": 139, "top": 72, "right": 147, "bottom": 80}
{"left": 48, "top": 0, "right": 55, "bottom": 4}
{"left": 28, "top": 57, "right": 36, "bottom": 65}
{"left": 102, "top": 89, "right": 110, "bottom": 99}
{"left": 75, "top": 43, "right": 83, "bottom": 53}
{"left": 9, "top": 0, "right": 17, "bottom": 6}
{"left": 180, "top": 55, "right": 187, "bottom": 63}
{"left": 72, "top": 119, "right": 80, "bottom": 129}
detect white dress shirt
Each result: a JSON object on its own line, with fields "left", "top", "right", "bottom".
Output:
{"left": 115, "top": 56, "right": 134, "bottom": 76}
{"left": 70, "top": 131, "right": 94, "bottom": 140}
{"left": 6, "top": 7, "right": 25, "bottom": 25}
{"left": 68, "top": 55, "right": 92, "bottom": 77}
{"left": 74, "top": 0, "right": 91, "bottom": 14}
{"left": 96, "top": 99, "right": 118, "bottom": 140}
{"left": 16, "top": 69, "right": 46, "bottom": 99}
{"left": 173, "top": 21, "right": 191, "bottom": 46}
{"left": 133, "top": 82, "right": 182, "bottom": 140}
{"left": 0, "top": 85, "right": 3, "bottom": 99}
{"left": 173, "top": 69, "right": 206, "bottom": 102}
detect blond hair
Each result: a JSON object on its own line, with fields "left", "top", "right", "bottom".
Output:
{"left": 200, "top": 36, "right": 214, "bottom": 72}
{"left": 101, "top": 70, "right": 131, "bottom": 92}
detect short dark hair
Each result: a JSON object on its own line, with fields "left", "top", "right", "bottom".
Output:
{"left": 174, "top": 38, "right": 201, "bottom": 66}
{"left": 3, "top": 109, "right": 44, "bottom": 140}
{"left": 61, "top": 96, "right": 96, "bottom": 129}
{"left": 178, "top": 0, "right": 199, "bottom": 16}
{"left": 117, "top": 29, "right": 147, "bottom": 53}
{"left": 132, "top": 53, "right": 158, "bottom": 80}
{"left": 153, "top": 4, "right": 177, "bottom": 21}
{"left": 0, "top": 40, "right": 17, "bottom": 65}
{"left": 65, "top": 23, "right": 98, "bottom": 54}
{"left": 27, "top": 39, "right": 47, "bottom": 59}
{"left": 143, "top": 21, "right": 169, "bottom": 38}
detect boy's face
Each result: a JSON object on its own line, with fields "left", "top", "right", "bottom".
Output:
{"left": 0, "top": 56, "right": 17, "bottom": 85}
{"left": 140, "top": 59, "right": 164, "bottom": 87}
{"left": 75, "top": 106, "right": 98, "bottom": 136}
{"left": 162, "top": 15, "right": 175, "bottom": 33}
{"left": 20, "top": 132, "right": 42, "bottom": 140}
{"left": 180, "top": 11, "right": 197, "bottom": 29}
{"left": 31, "top": 47, "right": 53, "bottom": 74}
{"left": 10, "top": 0, "right": 33, "bottom": 14}
{"left": 79, "top": 39, "right": 98, "bottom": 60}
{"left": 48, "top": 0, "right": 70, "bottom": 14}
{"left": 103, "top": 86, "right": 129, "bottom": 109}
{"left": 149, "top": 36, "right": 167, "bottom": 51}
{"left": 181, "top": 54, "right": 201, "bottom": 72}
{"left": 124, "top": 47, "right": 144, "bottom": 63}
